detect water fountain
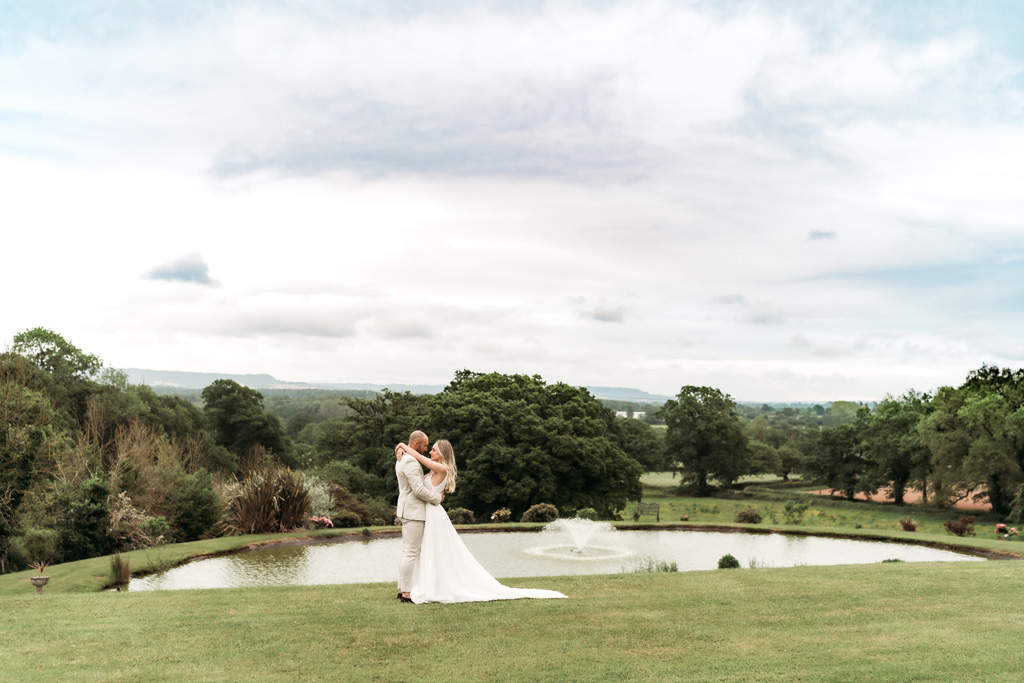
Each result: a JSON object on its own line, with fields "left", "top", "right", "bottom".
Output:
{"left": 527, "top": 518, "right": 636, "bottom": 561}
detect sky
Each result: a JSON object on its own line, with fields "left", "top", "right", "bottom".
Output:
{"left": 2, "top": 0, "right": 1023, "bottom": 402}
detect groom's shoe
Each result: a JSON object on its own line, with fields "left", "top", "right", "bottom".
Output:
{"left": 397, "top": 592, "right": 403, "bottom": 600}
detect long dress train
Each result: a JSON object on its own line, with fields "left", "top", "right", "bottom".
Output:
{"left": 410, "top": 476, "right": 567, "bottom": 604}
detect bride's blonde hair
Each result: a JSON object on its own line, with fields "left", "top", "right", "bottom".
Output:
{"left": 435, "top": 439, "right": 458, "bottom": 494}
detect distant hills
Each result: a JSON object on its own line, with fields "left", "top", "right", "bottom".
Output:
{"left": 119, "top": 368, "right": 674, "bottom": 404}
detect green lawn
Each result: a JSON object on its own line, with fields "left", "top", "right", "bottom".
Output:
{"left": 4, "top": 479, "right": 1024, "bottom": 680}
{"left": 3, "top": 561, "right": 1024, "bottom": 681}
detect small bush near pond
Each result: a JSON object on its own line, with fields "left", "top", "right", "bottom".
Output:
{"left": 718, "top": 554, "right": 741, "bottom": 569}
{"left": 332, "top": 510, "right": 362, "bottom": 528}
{"left": 944, "top": 516, "right": 976, "bottom": 537}
{"left": 447, "top": 507, "right": 475, "bottom": 524}
{"left": 881, "top": 558, "right": 904, "bottom": 563}
{"left": 522, "top": 503, "right": 559, "bottom": 523}
{"left": 734, "top": 507, "right": 762, "bottom": 524}
{"left": 576, "top": 508, "right": 598, "bottom": 521}
{"left": 783, "top": 501, "right": 810, "bottom": 525}
{"left": 899, "top": 518, "right": 919, "bottom": 532}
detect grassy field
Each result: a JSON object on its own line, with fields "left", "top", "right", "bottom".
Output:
{"left": 4, "top": 560, "right": 1024, "bottom": 681}
{"left": 4, "top": 476, "right": 1024, "bottom": 680}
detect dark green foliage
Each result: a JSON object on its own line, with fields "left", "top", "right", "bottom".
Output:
{"left": 328, "top": 484, "right": 371, "bottom": 526}
{"left": 58, "top": 474, "right": 110, "bottom": 562}
{"left": 614, "top": 417, "right": 668, "bottom": 471}
{"left": 576, "top": 508, "right": 598, "bottom": 520}
{"left": 521, "top": 502, "right": 559, "bottom": 523}
{"left": 428, "top": 371, "right": 642, "bottom": 520}
{"left": 657, "top": 386, "right": 749, "bottom": 495}
{"left": 314, "top": 460, "right": 386, "bottom": 498}
{"left": 734, "top": 507, "right": 762, "bottom": 524}
{"left": 446, "top": 507, "right": 475, "bottom": 524}
{"left": 717, "top": 553, "right": 741, "bottom": 569}
{"left": 202, "top": 380, "right": 294, "bottom": 467}
{"left": 1, "top": 355, "right": 53, "bottom": 571}
{"left": 163, "top": 469, "right": 221, "bottom": 542}
{"left": 804, "top": 423, "right": 868, "bottom": 501}
{"left": 332, "top": 510, "right": 362, "bottom": 528}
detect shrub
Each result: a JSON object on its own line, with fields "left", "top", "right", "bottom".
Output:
{"left": 944, "top": 516, "right": 976, "bottom": 537}
{"left": 59, "top": 473, "right": 111, "bottom": 562}
{"left": 490, "top": 508, "right": 512, "bottom": 523}
{"left": 164, "top": 469, "right": 221, "bottom": 542}
{"left": 717, "top": 554, "right": 741, "bottom": 569}
{"left": 783, "top": 500, "right": 810, "bottom": 525}
{"left": 734, "top": 507, "right": 762, "bottom": 524}
{"left": 332, "top": 510, "right": 362, "bottom": 528}
{"left": 576, "top": 508, "right": 598, "bottom": 521}
{"left": 110, "top": 552, "right": 131, "bottom": 588}
{"left": 881, "top": 558, "right": 904, "bottom": 563}
{"left": 302, "top": 474, "right": 337, "bottom": 519}
{"left": 328, "top": 485, "right": 371, "bottom": 526}
{"left": 371, "top": 517, "right": 385, "bottom": 527}
{"left": 221, "top": 467, "right": 311, "bottom": 535}
{"left": 8, "top": 528, "right": 59, "bottom": 571}
{"left": 898, "top": 518, "right": 919, "bottom": 532}
{"left": 106, "top": 491, "right": 166, "bottom": 550}
{"left": 521, "top": 503, "right": 559, "bottom": 523}
{"left": 447, "top": 507, "right": 475, "bottom": 524}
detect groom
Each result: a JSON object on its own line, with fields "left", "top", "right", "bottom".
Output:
{"left": 395, "top": 430, "right": 442, "bottom": 602}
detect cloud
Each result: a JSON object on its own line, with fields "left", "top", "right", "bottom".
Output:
{"left": 143, "top": 254, "right": 216, "bottom": 285}
{"left": 581, "top": 305, "right": 629, "bottom": 323}
{"left": 809, "top": 230, "right": 837, "bottom": 240}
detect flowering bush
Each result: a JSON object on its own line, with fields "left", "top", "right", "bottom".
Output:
{"left": 307, "top": 516, "right": 334, "bottom": 529}
{"left": 490, "top": 508, "right": 511, "bottom": 523}
{"left": 995, "top": 523, "right": 1019, "bottom": 538}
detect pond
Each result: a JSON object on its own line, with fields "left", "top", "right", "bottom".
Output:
{"left": 129, "top": 522, "right": 985, "bottom": 591}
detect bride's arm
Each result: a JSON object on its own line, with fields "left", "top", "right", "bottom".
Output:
{"left": 397, "top": 443, "right": 448, "bottom": 476}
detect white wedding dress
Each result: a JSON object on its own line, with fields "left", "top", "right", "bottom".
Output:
{"left": 410, "top": 474, "right": 567, "bottom": 604}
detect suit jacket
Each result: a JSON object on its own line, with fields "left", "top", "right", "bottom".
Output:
{"left": 395, "top": 453, "right": 442, "bottom": 521}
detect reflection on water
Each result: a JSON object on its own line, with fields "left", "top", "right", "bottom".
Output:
{"left": 130, "top": 530, "right": 984, "bottom": 591}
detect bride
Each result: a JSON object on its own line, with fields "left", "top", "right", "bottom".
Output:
{"left": 395, "top": 439, "right": 566, "bottom": 604}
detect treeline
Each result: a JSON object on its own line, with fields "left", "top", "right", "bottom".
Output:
{"left": 0, "top": 329, "right": 664, "bottom": 574}
{"left": 663, "top": 369, "right": 1024, "bottom": 524}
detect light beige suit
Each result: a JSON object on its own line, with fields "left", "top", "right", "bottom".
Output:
{"left": 396, "top": 454, "right": 442, "bottom": 521}
{"left": 396, "top": 453, "right": 443, "bottom": 592}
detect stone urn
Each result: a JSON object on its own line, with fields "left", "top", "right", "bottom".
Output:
{"left": 30, "top": 575, "right": 50, "bottom": 595}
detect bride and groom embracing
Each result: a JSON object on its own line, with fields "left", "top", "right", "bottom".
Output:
{"left": 394, "top": 430, "right": 566, "bottom": 604}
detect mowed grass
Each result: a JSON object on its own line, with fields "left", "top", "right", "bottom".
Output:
{"left": 4, "top": 561, "right": 1024, "bottom": 681}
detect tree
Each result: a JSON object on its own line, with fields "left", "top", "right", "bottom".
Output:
{"left": 12, "top": 327, "right": 102, "bottom": 425}
{"left": 426, "top": 371, "right": 642, "bottom": 519}
{"left": 860, "top": 391, "right": 932, "bottom": 505}
{"left": 0, "top": 353, "right": 54, "bottom": 572}
{"left": 657, "top": 386, "right": 748, "bottom": 495}
{"left": 804, "top": 423, "right": 870, "bottom": 500}
{"left": 920, "top": 366, "right": 1024, "bottom": 515}
{"left": 201, "top": 380, "right": 293, "bottom": 468}
{"left": 614, "top": 417, "right": 667, "bottom": 472}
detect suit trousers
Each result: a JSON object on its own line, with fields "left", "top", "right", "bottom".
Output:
{"left": 398, "top": 518, "right": 425, "bottom": 592}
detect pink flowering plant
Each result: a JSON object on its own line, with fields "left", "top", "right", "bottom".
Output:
{"left": 490, "top": 508, "right": 511, "bottom": 523}
{"left": 307, "top": 516, "right": 334, "bottom": 529}
{"left": 995, "top": 523, "right": 1018, "bottom": 538}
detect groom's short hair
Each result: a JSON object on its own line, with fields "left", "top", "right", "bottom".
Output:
{"left": 409, "top": 430, "right": 428, "bottom": 449}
